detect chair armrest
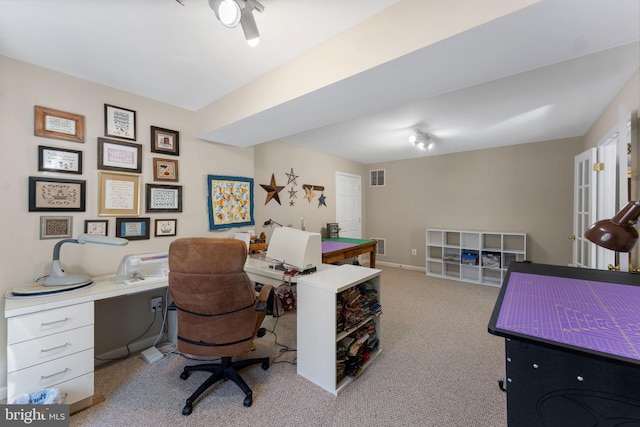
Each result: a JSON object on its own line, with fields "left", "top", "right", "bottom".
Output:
{"left": 256, "top": 285, "right": 273, "bottom": 312}
{"left": 257, "top": 284, "right": 273, "bottom": 302}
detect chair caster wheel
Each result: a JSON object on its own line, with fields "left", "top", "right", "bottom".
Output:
{"left": 243, "top": 396, "right": 252, "bottom": 407}
{"left": 180, "top": 371, "right": 189, "bottom": 380}
{"left": 182, "top": 405, "right": 193, "bottom": 415}
{"left": 261, "top": 361, "right": 269, "bottom": 370}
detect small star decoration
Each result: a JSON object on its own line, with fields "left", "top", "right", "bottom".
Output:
{"left": 285, "top": 168, "right": 299, "bottom": 186}
{"left": 318, "top": 193, "right": 327, "bottom": 207}
{"left": 303, "top": 186, "right": 315, "bottom": 203}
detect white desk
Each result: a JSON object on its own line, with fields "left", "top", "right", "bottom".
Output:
{"left": 244, "top": 257, "right": 292, "bottom": 287}
{"left": 244, "top": 256, "right": 336, "bottom": 287}
{"left": 4, "top": 276, "right": 167, "bottom": 411}
{"left": 4, "top": 260, "right": 331, "bottom": 410}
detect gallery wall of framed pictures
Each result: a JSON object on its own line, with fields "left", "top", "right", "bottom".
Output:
{"left": 31, "top": 103, "right": 182, "bottom": 241}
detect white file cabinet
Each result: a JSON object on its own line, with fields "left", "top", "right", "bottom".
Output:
{"left": 6, "top": 302, "right": 95, "bottom": 406}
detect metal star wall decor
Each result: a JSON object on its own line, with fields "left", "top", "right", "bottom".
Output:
{"left": 285, "top": 168, "right": 299, "bottom": 186}
{"left": 288, "top": 187, "right": 298, "bottom": 206}
{"left": 303, "top": 184, "right": 325, "bottom": 204}
{"left": 303, "top": 185, "right": 315, "bottom": 203}
{"left": 260, "top": 173, "right": 285, "bottom": 205}
{"left": 318, "top": 193, "right": 327, "bottom": 207}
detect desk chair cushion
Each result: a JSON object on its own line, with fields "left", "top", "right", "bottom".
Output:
{"left": 169, "top": 237, "right": 258, "bottom": 358}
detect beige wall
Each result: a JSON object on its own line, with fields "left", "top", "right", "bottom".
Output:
{"left": 0, "top": 56, "right": 255, "bottom": 392}
{"left": 367, "top": 137, "right": 585, "bottom": 267}
{"left": 252, "top": 140, "right": 366, "bottom": 240}
{"left": 584, "top": 70, "right": 639, "bottom": 150}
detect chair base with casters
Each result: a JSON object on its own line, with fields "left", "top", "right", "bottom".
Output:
{"left": 179, "top": 355, "right": 270, "bottom": 415}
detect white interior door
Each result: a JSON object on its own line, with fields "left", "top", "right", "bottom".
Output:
{"left": 335, "top": 172, "right": 361, "bottom": 238}
{"left": 572, "top": 148, "right": 597, "bottom": 268}
{"left": 572, "top": 107, "right": 630, "bottom": 270}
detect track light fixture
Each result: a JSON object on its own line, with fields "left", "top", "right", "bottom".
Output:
{"left": 210, "top": 0, "right": 241, "bottom": 27}
{"left": 408, "top": 130, "right": 434, "bottom": 151}
{"left": 209, "top": 0, "right": 264, "bottom": 46}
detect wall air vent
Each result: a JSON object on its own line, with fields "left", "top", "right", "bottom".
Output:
{"left": 370, "top": 169, "right": 385, "bottom": 187}
{"left": 370, "top": 237, "right": 386, "bottom": 256}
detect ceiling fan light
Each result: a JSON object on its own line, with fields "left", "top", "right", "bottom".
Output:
{"left": 210, "top": 0, "right": 242, "bottom": 28}
{"left": 408, "top": 134, "right": 417, "bottom": 144}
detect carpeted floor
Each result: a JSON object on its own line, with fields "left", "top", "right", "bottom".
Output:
{"left": 70, "top": 266, "right": 508, "bottom": 426}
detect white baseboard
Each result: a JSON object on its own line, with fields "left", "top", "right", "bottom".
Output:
{"left": 375, "top": 261, "right": 425, "bottom": 272}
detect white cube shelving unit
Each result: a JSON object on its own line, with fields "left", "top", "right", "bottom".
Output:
{"left": 426, "top": 229, "right": 526, "bottom": 286}
{"left": 297, "top": 264, "right": 382, "bottom": 395}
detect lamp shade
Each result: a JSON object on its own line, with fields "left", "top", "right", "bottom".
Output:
{"left": 584, "top": 201, "right": 640, "bottom": 252}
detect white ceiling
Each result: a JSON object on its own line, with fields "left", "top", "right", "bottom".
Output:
{"left": 1, "top": 0, "right": 639, "bottom": 164}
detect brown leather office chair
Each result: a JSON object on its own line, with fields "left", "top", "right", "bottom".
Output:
{"left": 168, "top": 237, "right": 272, "bottom": 415}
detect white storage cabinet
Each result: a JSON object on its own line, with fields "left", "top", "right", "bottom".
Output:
{"left": 297, "top": 264, "right": 382, "bottom": 395}
{"left": 426, "top": 229, "right": 526, "bottom": 286}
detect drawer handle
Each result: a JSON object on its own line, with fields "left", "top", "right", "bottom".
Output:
{"left": 41, "top": 368, "right": 69, "bottom": 380}
{"left": 41, "top": 318, "right": 69, "bottom": 327}
{"left": 40, "top": 343, "right": 69, "bottom": 353}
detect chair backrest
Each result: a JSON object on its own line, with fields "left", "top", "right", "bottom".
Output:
{"left": 168, "top": 237, "right": 257, "bottom": 357}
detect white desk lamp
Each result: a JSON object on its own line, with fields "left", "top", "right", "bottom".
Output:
{"left": 44, "top": 234, "right": 128, "bottom": 286}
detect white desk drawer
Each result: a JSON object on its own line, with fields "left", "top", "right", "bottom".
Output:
{"left": 7, "top": 302, "right": 93, "bottom": 344}
{"left": 7, "top": 325, "right": 94, "bottom": 372}
{"left": 7, "top": 348, "right": 94, "bottom": 398}
{"left": 59, "top": 373, "right": 94, "bottom": 405}
{"left": 7, "top": 372, "right": 94, "bottom": 406}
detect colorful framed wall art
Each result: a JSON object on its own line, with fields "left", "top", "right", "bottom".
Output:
{"left": 207, "top": 175, "right": 254, "bottom": 231}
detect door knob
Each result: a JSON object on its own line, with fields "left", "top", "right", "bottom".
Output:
{"left": 568, "top": 235, "right": 576, "bottom": 240}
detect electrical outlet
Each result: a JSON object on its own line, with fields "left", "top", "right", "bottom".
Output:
{"left": 411, "top": 249, "right": 417, "bottom": 256}
{"left": 150, "top": 296, "right": 162, "bottom": 312}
